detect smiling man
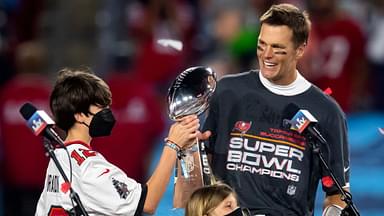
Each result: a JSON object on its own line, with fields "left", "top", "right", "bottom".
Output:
{"left": 201, "top": 3, "right": 351, "bottom": 216}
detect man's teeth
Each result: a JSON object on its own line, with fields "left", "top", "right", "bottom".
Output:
{"left": 265, "top": 62, "right": 277, "bottom": 67}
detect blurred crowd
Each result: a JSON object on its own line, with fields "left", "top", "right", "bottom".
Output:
{"left": 0, "top": 0, "right": 383, "bottom": 215}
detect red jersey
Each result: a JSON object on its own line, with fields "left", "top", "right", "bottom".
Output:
{"left": 92, "top": 74, "right": 165, "bottom": 181}
{"left": 308, "top": 16, "right": 366, "bottom": 112}
{"left": 0, "top": 74, "right": 51, "bottom": 186}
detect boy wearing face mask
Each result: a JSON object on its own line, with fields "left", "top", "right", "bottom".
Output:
{"left": 35, "top": 68, "right": 200, "bottom": 215}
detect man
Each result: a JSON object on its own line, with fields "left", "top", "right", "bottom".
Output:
{"left": 202, "top": 4, "right": 350, "bottom": 216}
{"left": 35, "top": 68, "right": 200, "bottom": 215}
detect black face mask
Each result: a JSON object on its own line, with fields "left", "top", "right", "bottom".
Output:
{"left": 87, "top": 108, "right": 116, "bottom": 137}
{"left": 225, "top": 208, "right": 244, "bottom": 216}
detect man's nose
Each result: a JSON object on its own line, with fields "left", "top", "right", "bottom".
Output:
{"left": 263, "top": 46, "right": 274, "bottom": 58}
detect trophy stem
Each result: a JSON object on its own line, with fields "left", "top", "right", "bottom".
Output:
{"left": 196, "top": 137, "right": 216, "bottom": 186}
{"left": 173, "top": 138, "right": 216, "bottom": 208}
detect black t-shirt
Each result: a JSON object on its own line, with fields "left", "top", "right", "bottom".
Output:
{"left": 203, "top": 70, "right": 349, "bottom": 216}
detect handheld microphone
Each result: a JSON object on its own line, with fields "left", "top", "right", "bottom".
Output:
{"left": 284, "top": 104, "right": 360, "bottom": 215}
{"left": 289, "top": 109, "right": 318, "bottom": 133}
{"left": 19, "top": 102, "right": 65, "bottom": 146}
{"left": 284, "top": 103, "right": 333, "bottom": 184}
{"left": 284, "top": 104, "right": 327, "bottom": 145}
{"left": 20, "top": 103, "right": 89, "bottom": 215}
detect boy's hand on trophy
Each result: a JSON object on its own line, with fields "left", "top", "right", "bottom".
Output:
{"left": 167, "top": 115, "right": 200, "bottom": 149}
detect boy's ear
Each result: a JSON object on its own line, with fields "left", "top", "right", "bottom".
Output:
{"left": 74, "top": 112, "right": 85, "bottom": 122}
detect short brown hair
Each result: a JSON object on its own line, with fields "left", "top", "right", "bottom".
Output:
{"left": 260, "top": 3, "right": 311, "bottom": 48}
{"left": 50, "top": 68, "right": 112, "bottom": 131}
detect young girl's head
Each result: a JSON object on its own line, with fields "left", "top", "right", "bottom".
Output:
{"left": 185, "top": 183, "right": 239, "bottom": 216}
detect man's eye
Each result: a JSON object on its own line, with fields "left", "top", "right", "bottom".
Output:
{"left": 257, "top": 45, "right": 264, "bottom": 51}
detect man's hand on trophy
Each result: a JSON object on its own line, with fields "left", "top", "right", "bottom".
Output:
{"left": 197, "top": 130, "right": 211, "bottom": 141}
{"left": 166, "top": 115, "right": 200, "bottom": 149}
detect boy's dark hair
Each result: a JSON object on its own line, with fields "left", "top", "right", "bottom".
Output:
{"left": 50, "top": 68, "right": 112, "bottom": 131}
{"left": 260, "top": 3, "right": 311, "bottom": 48}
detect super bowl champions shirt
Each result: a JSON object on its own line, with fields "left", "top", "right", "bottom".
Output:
{"left": 203, "top": 70, "right": 349, "bottom": 215}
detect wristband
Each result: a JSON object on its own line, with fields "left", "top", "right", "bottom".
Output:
{"left": 164, "top": 139, "right": 185, "bottom": 159}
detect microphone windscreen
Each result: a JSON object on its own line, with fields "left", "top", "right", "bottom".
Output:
{"left": 284, "top": 103, "right": 300, "bottom": 118}
{"left": 281, "top": 103, "right": 300, "bottom": 128}
{"left": 19, "top": 102, "right": 37, "bottom": 120}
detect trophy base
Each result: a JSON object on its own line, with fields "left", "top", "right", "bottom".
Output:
{"left": 173, "top": 148, "right": 204, "bottom": 208}
{"left": 173, "top": 174, "right": 203, "bottom": 208}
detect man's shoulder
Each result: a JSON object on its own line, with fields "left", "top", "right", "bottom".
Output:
{"left": 307, "top": 85, "right": 345, "bottom": 117}
{"left": 217, "top": 70, "right": 258, "bottom": 88}
{"left": 220, "top": 70, "right": 256, "bottom": 80}
{"left": 310, "top": 85, "right": 340, "bottom": 104}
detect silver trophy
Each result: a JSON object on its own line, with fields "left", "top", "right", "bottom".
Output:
{"left": 167, "top": 66, "right": 216, "bottom": 207}
{"left": 168, "top": 66, "right": 216, "bottom": 120}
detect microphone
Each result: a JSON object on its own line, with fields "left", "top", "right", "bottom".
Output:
{"left": 284, "top": 103, "right": 334, "bottom": 186}
{"left": 284, "top": 103, "right": 327, "bottom": 145}
{"left": 19, "top": 103, "right": 89, "bottom": 215}
{"left": 19, "top": 102, "right": 65, "bottom": 146}
{"left": 284, "top": 104, "right": 360, "bottom": 216}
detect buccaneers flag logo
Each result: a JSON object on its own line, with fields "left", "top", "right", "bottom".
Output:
{"left": 233, "top": 121, "right": 252, "bottom": 134}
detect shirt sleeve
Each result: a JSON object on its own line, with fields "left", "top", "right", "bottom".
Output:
{"left": 321, "top": 109, "right": 350, "bottom": 195}
{"left": 203, "top": 87, "right": 219, "bottom": 154}
{"left": 134, "top": 184, "right": 147, "bottom": 216}
{"left": 78, "top": 154, "right": 143, "bottom": 215}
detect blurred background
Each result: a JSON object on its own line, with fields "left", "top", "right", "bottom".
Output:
{"left": 0, "top": 0, "right": 383, "bottom": 215}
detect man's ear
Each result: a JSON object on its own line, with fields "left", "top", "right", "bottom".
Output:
{"left": 295, "top": 43, "right": 306, "bottom": 59}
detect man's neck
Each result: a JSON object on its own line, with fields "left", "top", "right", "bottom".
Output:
{"left": 258, "top": 70, "right": 311, "bottom": 96}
